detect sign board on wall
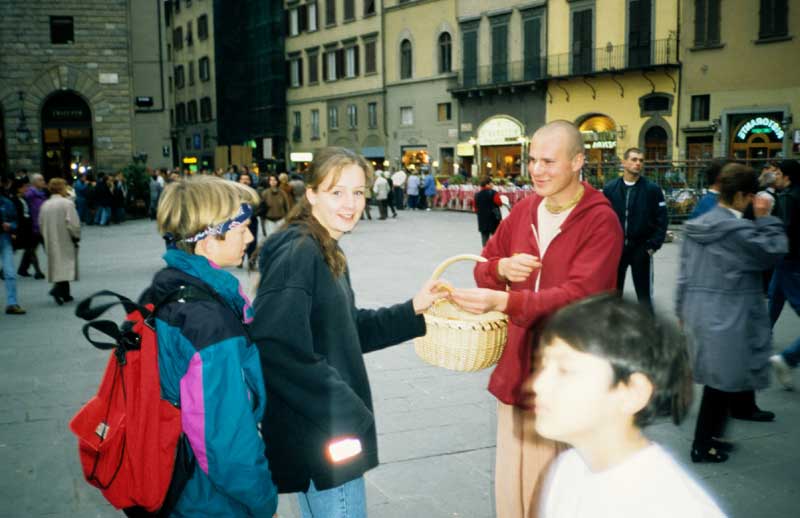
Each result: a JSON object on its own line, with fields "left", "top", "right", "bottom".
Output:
{"left": 735, "top": 117, "right": 785, "bottom": 141}
{"left": 477, "top": 117, "right": 523, "bottom": 146}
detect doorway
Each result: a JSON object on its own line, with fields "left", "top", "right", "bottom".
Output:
{"left": 40, "top": 91, "right": 93, "bottom": 180}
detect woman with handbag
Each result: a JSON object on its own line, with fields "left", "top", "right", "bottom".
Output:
{"left": 251, "top": 147, "right": 446, "bottom": 518}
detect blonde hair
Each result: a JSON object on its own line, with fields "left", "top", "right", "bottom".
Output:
{"left": 48, "top": 177, "right": 68, "bottom": 196}
{"left": 157, "top": 175, "right": 260, "bottom": 253}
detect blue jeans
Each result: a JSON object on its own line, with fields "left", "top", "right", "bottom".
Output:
{"left": 769, "top": 259, "right": 800, "bottom": 367}
{"left": 1, "top": 234, "right": 18, "bottom": 306}
{"left": 75, "top": 197, "right": 89, "bottom": 224}
{"left": 297, "top": 477, "right": 366, "bottom": 518}
{"left": 94, "top": 206, "right": 111, "bottom": 226}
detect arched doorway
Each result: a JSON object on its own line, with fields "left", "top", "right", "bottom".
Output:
{"left": 41, "top": 91, "right": 93, "bottom": 180}
{"left": 730, "top": 115, "right": 784, "bottom": 164}
{"left": 644, "top": 126, "right": 668, "bottom": 161}
{"left": 578, "top": 114, "right": 619, "bottom": 188}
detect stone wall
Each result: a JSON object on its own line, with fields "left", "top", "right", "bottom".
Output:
{"left": 0, "top": 0, "right": 134, "bottom": 173}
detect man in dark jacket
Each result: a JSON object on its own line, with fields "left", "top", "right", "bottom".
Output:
{"left": 474, "top": 177, "right": 502, "bottom": 246}
{"left": 769, "top": 159, "right": 800, "bottom": 390}
{"left": 603, "top": 148, "right": 668, "bottom": 312}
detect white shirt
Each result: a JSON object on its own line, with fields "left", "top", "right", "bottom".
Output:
{"left": 536, "top": 203, "right": 575, "bottom": 259}
{"left": 391, "top": 170, "right": 407, "bottom": 188}
{"left": 541, "top": 445, "right": 727, "bottom": 518}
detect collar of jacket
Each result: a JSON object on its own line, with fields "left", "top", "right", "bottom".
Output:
{"left": 162, "top": 248, "right": 254, "bottom": 323}
{"left": 529, "top": 181, "right": 612, "bottom": 232}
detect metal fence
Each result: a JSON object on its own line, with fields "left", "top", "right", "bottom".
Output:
{"left": 583, "top": 158, "right": 770, "bottom": 223}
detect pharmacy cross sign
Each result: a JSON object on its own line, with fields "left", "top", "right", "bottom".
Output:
{"left": 737, "top": 117, "right": 785, "bottom": 141}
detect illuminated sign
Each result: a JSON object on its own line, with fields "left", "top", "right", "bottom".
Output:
{"left": 737, "top": 117, "right": 785, "bottom": 141}
{"left": 290, "top": 152, "right": 313, "bottom": 162}
{"left": 182, "top": 156, "right": 198, "bottom": 164}
{"left": 585, "top": 141, "right": 617, "bottom": 149}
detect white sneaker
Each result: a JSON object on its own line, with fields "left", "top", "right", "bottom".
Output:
{"left": 770, "top": 354, "right": 794, "bottom": 390}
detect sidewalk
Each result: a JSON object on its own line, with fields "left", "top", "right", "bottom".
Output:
{"left": 0, "top": 211, "right": 796, "bottom": 517}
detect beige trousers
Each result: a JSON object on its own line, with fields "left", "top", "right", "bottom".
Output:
{"left": 495, "top": 401, "right": 564, "bottom": 518}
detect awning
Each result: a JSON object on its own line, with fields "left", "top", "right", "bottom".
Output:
{"left": 361, "top": 146, "right": 385, "bottom": 158}
{"left": 290, "top": 152, "right": 313, "bottom": 162}
{"left": 456, "top": 143, "right": 474, "bottom": 157}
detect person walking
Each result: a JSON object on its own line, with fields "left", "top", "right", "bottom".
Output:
{"left": 406, "top": 170, "right": 420, "bottom": 210}
{"left": 474, "top": 177, "right": 502, "bottom": 246}
{"left": 603, "top": 148, "right": 668, "bottom": 312}
{"left": 391, "top": 167, "right": 407, "bottom": 209}
{"left": 372, "top": 170, "right": 391, "bottom": 220}
{"left": 111, "top": 172, "right": 127, "bottom": 224}
{"left": 12, "top": 178, "right": 45, "bottom": 280}
{"left": 690, "top": 159, "right": 726, "bottom": 219}
{"left": 143, "top": 175, "right": 278, "bottom": 517}
{"left": 289, "top": 173, "right": 306, "bottom": 204}
{"left": 278, "top": 172, "right": 295, "bottom": 210}
{"left": 676, "top": 163, "right": 787, "bottom": 463}
{"left": 238, "top": 172, "right": 260, "bottom": 268}
{"left": 422, "top": 169, "right": 437, "bottom": 211}
{"left": 251, "top": 147, "right": 445, "bottom": 518}
{"left": 93, "top": 174, "right": 113, "bottom": 226}
{"left": 768, "top": 159, "right": 800, "bottom": 390}
{"left": 39, "top": 178, "right": 81, "bottom": 305}
{"left": 148, "top": 168, "right": 164, "bottom": 220}
{"left": 21, "top": 173, "right": 47, "bottom": 274}
{"left": 74, "top": 173, "right": 90, "bottom": 224}
{"left": 259, "top": 174, "right": 292, "bottom": 238}
{"left": 448, "top": 121, "right": 623, "bottom": 518}
{"left": 0, "top": 175, "right": 25, "bottom": 314}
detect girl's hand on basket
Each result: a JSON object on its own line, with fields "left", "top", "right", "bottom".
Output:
{"left": 412, "top": 280, "right": 452, "bottom": 314}
{"left": 449, "top": 288, "right": 509, "bottom": 314}
{"left": 498, "top": 254, "right": 540, "bottom": 283}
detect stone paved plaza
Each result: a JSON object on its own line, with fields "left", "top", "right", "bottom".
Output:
{"left": 0, "top": 209, "right": 797, "bottom": 517}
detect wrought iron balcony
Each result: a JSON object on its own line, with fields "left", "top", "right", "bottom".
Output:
{"left": 452, "top": 38, "right": 678, "bottom": 92}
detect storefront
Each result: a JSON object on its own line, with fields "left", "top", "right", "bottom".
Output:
{"left": 578, "top": 114, "right": 619, "bottom": 187}
{"left": 476, "top": 116, "right": 525, "bottom": 178}
{"left": 729, "top": 113, "right": 785, "bottom": 163}
{"left": 41, "top": 91, "right": 94, "bottom": 180}
{"left": 289, "top": 151, "right": 313, "bottom": 173}
{"left": 401, "top": 145, "right": 429, "bottom": 171}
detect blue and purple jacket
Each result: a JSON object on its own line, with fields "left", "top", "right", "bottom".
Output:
{"left": 145, "top": 249, "right": 277, "bottom": 517}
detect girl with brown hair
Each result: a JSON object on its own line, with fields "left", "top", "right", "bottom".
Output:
{"left": 251, "top": 147, "right": 445, "bottom": 518}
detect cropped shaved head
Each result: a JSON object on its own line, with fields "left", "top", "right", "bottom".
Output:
{"left": 531, "top": 120, "right": 585, "bottom": 159}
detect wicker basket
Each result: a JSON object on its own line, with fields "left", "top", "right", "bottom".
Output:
{"left": 414, "top": 254, "right": 508, "bottom": 372}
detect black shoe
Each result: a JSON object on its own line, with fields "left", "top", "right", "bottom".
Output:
{"left": 731, "top": 409, "right": 775, "bottom": 422}
{"left": 5, "top": 305, "right": 26, "bottom": 315}
{"left": 63, "top": 295, "right": 74, "bottom": 303}
{"left": 48, "top": 288, "right": 64, "bottom": 306}
{"left": 34, "top": 272, "right": 45, "bottom": 279}
{"left": 17, "top": 271, "right": 31, "bottom": 277}
{"left": 710, "top": 438, "right": 736, "bottom": 453}
{"left": 392, "top": 213, "right": 397, "bottom": 218}
{"left": 691, "top": 445, "right": 729, "bottom": 463}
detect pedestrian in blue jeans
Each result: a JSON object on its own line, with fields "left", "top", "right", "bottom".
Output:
{"left": 0, "top": 175, "right": 25, "bottom": 314}
{"left": 769, "top": 159, "right": 800, "bottom": 390}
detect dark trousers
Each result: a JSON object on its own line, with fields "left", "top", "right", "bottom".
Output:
{"left": 386, "top": 193, "right": 397, "bottom": 216}
{"left": 51, "top": 281, "right": 71, "bottom": 299}
{"left": 617, "top": 244, "right": 653, "bottom": 312}
{"left": 694, "top": 386, "right": 731, "bottom": 447}
{"left": 378, "top": 199, "right": 389, "bottom": 219}
{"left": 407, "top": 194, "right": 419, "bottom": 210}
{"left": 481, "top": 231, "right": 494, "bottom": 247}
{"left": 18, "top": 235, "right": 43, "bottom": 276}
{"left": 393, "top": 187, "right": 405, "bottom": 209}
{"left": 361, "top": 201, "right": 372, "bottom": 220}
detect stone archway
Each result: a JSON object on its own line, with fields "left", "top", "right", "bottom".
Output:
{"left": 41, "top": 91, "right": 94, "bottom": 180}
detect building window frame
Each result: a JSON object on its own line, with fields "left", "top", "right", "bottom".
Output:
{"left": 344, "top": 44, "right": 359, "bottom": 78}
{"left": 693, "top": 0, "right": 722, "bottom": 49}
{"left": 400, "top": 106, "right": 414, "bottom": 126}
{"left": 174, "top": 65, "right": 185, "bottom": 89}
{"left": 187, "top": 100, "right": 198, "bottom": 124}
{"left": 308, "top": 2, "right": 318, "bottom": 32}
{"left": 347, "top": 104, "right": 358, "bottom": 129}
{"left": 289, "top": 8, "right": 300, "bottom": 36}
{"left": 307, "top": 49, "right": 319, "bottom": 84}
{"left": 325, "top": 0, "right": 336, "bottom": 27}
{"left": 199, "top": 56, "right": 210, "bottom": 81}
{"left": 293, "top": 111, "right": 302, "bottom": 142}
{"left": 364, "top": 0, "right": 376, "bottom": 17}
{"left": 437, "top": 102, "right": 452, "bottom": 122}
{"left": 186, "top": 20, "right": 193, "bottom": 47}
{"left": 364, "top": 38, "right": 377, "bottom": 75}
{"left": 344, "top": 0, "right": 355, "bottom": 22}
{"left": 328, "top": 106, "right": 339, "bottom": 129}
{"left": 289, "top": 55, "right": 303, "bottom": 88}
{"left": 368, "top": 102, "right": 378, "bottom": 128}
{"left": 200, "top": 97, "right": 213, "bottom": 122}
{"left": 311, "top": 109, "right": 320, "bottom": 140}
{"left": 49, "top": 16, "right": 74, "bottom": 44}
{"left": 690, "top": 94, "right": 711, "bottom": 122}
{"left": 198, "top": 14, "right": 208, "bottom": 40}
{"left": 438, "top": 32, "right": 452, "bottom": 73}
{"left": 489, "top": 14, "right": 511, "bottom": 83}
{"left": 173, "top": 26, "right": 183, "bottom": 50}
{"left": 400, "top": 39, "right": 413, "bottom": 79}
{"left": 757, "top": 0, "right": 790, "bottom": 42}
{"left": 188, "top": 61, "right": 195, "bottom": 86}
{"left": 569, "top": 1, "right": 595, "bottom": 75}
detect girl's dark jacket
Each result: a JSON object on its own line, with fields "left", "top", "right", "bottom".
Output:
{"left": 251, "top": 224, "right": 426, "bottom": 492}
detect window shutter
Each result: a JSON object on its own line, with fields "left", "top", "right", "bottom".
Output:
{"left": 708, "top": 0, "right": 720, "bottom": 43}
{"left": 695, "top": 0, "right": 707, "bottom": 45}
{"left": 354, "top": 45, "right": 360, "bottom": 76}
{"left": 298, "top": 58, "right": 303, "bottom": 85}
{"left": 323, "top": 51, "right": 329, "bottom": 80}
{"left": 299, "top": 5, "right": 307, "bottom": 32}
{"left": 286, "top": 59, "right": 291, "bottom": 85}
{"left": 524, "top": 17, "right": 541, "bottom": 80}
{"left": 776, "top": 0, "right": 788, "bottom": 36}
{"left": 336, "top": 48, "right": 345, "bottom": 80}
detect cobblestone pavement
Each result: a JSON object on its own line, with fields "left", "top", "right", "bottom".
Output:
{"left": 0, "top": 209, "right": 797, "bottom": 517}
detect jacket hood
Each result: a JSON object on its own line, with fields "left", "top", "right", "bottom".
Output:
{"left": 683, "top": 206, "right": 749, "bottom": 244}
{"left": 149, "top": 249, "right": 254, "bottom": 323}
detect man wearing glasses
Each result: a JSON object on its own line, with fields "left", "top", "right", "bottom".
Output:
{"left": 603, "top": 148, "right": 668, "bottom": 313}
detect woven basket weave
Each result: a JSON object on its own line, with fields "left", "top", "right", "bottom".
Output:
{"left": 414, "top": 254, "right": 508, "bottom": 372}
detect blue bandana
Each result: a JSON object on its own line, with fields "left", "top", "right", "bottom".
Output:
{"left": 165, "top": 204, "right": 253, "bottom": 246}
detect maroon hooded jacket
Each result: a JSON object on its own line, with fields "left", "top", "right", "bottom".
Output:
{"left": 474, "top": 182, "right": 623, "bottom": 405}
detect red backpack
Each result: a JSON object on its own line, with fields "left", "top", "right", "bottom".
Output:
{"left": 69, "top": 288, "right": 211, "bottom": 516}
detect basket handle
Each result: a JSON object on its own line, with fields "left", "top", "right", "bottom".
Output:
{"left": 429, "top": 254, "right": 487, "bottom": 281}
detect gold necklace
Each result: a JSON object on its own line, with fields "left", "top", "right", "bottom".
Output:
{"left": 544, "top": 184, "right": 585, "bottom": 214}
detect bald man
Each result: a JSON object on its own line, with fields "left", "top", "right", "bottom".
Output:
{"left": 451, "top": 120, "right": 623, "bottom": 517}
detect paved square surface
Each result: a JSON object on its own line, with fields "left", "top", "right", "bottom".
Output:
{"left": 0, "top": 209, "right": 797, "bottom": 517}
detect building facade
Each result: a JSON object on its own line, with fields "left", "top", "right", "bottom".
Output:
{"left": 543, "top": 0, "right": 680, "bottom": 185}
{"left": 284, "top": 0, "right": 385, "bottom": 171}
{"left": 384, "top": 0, "right": 459, "bottom": 175}
{"left": 451, "top": 0, "right": 549, "bottom": 179}
{"left": 678, "top": 0, "right": 799, "bottom": 169}
{"left": 0, "top": 0, "right": 139, "bottom": 179}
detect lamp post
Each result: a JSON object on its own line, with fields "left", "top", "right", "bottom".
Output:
{"left": 468, "top": 136, "right": 478, "bottom": 177}
{"left": 15, "top": 91, "right": 31, "bottom": 144}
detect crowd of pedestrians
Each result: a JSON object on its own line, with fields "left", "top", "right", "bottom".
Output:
{"left": 4, "top": 120, "right": 800, "bottom": 518}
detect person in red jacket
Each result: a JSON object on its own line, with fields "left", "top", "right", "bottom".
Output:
{"left": 450, "top": 120, "right": 623, "bottom": 518}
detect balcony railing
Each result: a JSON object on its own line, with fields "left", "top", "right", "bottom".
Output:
{"left": 454, "top": 38, "right": 678, "bottom": 91}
